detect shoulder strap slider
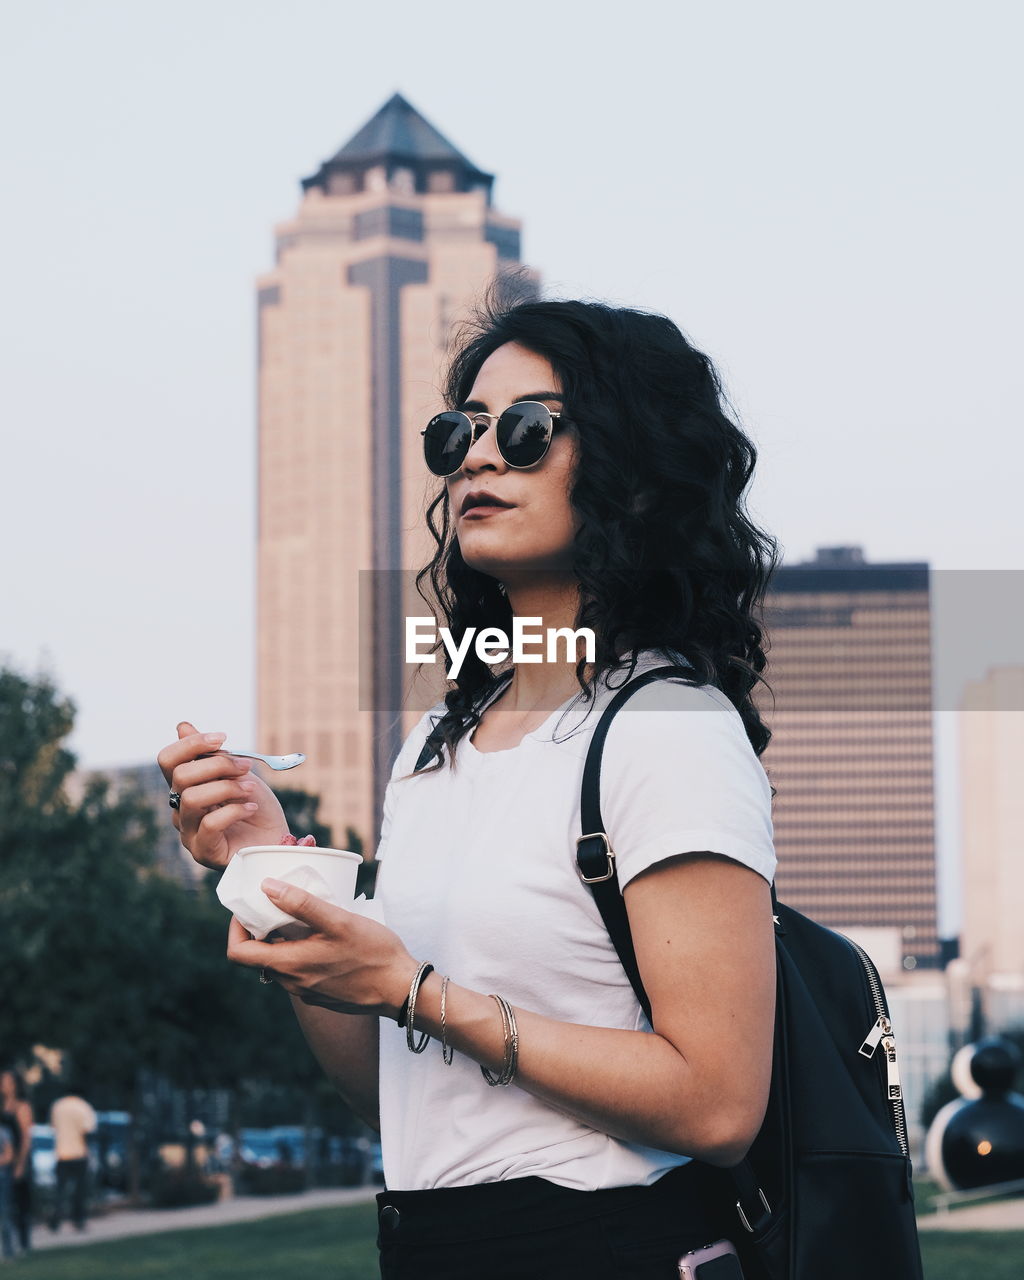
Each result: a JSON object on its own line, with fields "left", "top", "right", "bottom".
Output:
{"left": 576, "top": 832, "right": 616, "bottom": 883}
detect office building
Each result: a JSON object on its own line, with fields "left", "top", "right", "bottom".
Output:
{"left": 256, "top": 93, "right": 535, "bottom": 842}
{"left": 67, "top": 764, "right": 200, "bottom": 885}
{"left": 759, "top": 546, "right": 941, "bottom": 968}
{"left": 960, "top": 666, "right": 1024, "bottom": 1003}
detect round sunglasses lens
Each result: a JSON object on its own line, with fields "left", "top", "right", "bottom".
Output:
{"left": 424, "top": 413, "right": 472, "bottom": 475}
{"left": 496, "top": 403, "right": 552, "bottom": 467}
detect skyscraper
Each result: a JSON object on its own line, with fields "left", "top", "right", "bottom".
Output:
{"left": 256, "top": 94, "right": 535, "bottom": 844}
{"left": 960, "top": 666, "right": 1024, "bottom": 1002}
{"left": 759, "top": 546, "right": 940, "bottom": 969}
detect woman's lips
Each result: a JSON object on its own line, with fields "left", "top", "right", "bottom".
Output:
{"left": 459, "top": 492, "right": 515, "bottom": 517}
{"left": 461, "top": 503, "right": 513, "bottom": 519}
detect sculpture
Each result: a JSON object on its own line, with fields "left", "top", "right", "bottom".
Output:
{"left": 925, "top": 1036, "right": 1024, "bottom": 1190}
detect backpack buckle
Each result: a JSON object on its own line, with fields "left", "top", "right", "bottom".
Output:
{"left": 576, "top": 833, "right": 616, "bottom": 883}
{"left": 736, "top": 1187, "right": 772, "bottom": 1233}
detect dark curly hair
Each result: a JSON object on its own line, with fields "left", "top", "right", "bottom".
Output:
{"left": 414, "top": 295, "right": 777, "bottom": 769}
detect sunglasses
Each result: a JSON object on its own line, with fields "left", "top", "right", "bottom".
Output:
{"left": 421, "top": 400, "right": 568, "bottom": 478}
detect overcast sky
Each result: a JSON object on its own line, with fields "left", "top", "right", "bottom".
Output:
{"left": 2, "top": 0, "right": 1022, "bottom": 934}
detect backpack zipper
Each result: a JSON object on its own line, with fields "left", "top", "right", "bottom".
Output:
{"left": 842, "top": 936, "right": 910, "bottom": 1158}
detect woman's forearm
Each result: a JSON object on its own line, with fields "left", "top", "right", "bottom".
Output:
{"left": 407, "top": 975, "right": 766, "bottom": 1167}
{"left": 246, "top": 854, "right": 773, "bottom": 1164}
{"left": 288, "top": 996, "right": 381, "bottom": 1131}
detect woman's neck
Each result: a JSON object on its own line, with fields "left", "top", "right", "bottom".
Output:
{"left": 497, "top": 576, "right": 590, "bottom": 712}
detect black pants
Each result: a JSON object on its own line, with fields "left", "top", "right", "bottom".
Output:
{"left": 13, "top": 1175, "right": 31, "bottom": 1250}
{"left": 51, "top": 1158, "right": 89, "bottom": 1230}
{"left": 376, "top": 1162, "right": 735, "bottom": 1280}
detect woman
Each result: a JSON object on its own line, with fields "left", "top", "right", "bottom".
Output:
{"left": 0, "top": 1090, "right": 14, "bottom": 1262}
{"left": 0, "top": 1069, "right": 33, "bottom": 1255}
{"left": 159, "top": 299, "right": 778, "bottom": 1279}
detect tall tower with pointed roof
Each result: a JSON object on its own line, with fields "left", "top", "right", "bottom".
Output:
{"left": 256, "top": 95, "right": 537, "bottom": 844}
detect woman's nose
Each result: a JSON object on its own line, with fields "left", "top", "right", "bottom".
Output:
{"left": 461, "top": 423, "right": 504, "bottom": 476}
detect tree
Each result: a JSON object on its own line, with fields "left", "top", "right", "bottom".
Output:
{"left": 274, "top": 788, "right": 334, "bottom": 847}
{"left": 0, "top": 667, "right": 76, "bottom": 840}
{"left": 0, "top": 667, "right": 330, "bottom": 1100}
{"left": 0, "top": 663, "right": 367, "bottom": 1188}
{"left": 0, "top": 667, "right": 163, "bottom": 1088}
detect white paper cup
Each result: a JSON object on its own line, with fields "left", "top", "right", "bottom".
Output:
{"left": 216, "top": 845, "right": 362, "bottom": 940}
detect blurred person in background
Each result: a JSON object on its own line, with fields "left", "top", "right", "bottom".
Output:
{"left": 0, "top": 1069, "right": 33, "bottom": 1254}
{"left": 0, "top": 1116, "right": 13, "bottom": 1261}
{"left": 48, "top": 1083, "right": 96, "bottom": 1233}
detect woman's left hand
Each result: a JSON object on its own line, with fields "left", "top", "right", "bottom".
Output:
{"left": 227, "top": 879, "right": 419, "bottom": 1018}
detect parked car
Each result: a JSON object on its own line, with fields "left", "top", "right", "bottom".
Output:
{"left": 95, "top": 1111, "right": 132, "bottom": 1191}
{"left": 30, "top": 1125, "right": 57, "bottom": 1187}
{"left": 239, "top": 1126, "right": 308, "bottom": 1169}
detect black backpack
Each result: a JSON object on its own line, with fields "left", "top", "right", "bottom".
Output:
{"left": 574, "top": 665, "right": 925, "bottom": 1280}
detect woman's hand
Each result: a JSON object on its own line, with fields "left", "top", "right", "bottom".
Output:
{"left": 227, "top": 879, "right": 419, "bottom": 1018}
{"left": 157, "top": 721, "right": 287, "bottom": 870}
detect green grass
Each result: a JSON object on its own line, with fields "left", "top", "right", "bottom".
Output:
{"left": 920, "top": 1231, "right": 1024, "bottom": 1279}
{"left": 914, "top": 1175, "right": 942, "bottom": 1214}
{"left": 9, "top": 1201, "right": 1023, "bottom": 1280}
{"left": 12, "top": 1203, "right": 381, "bottom": 1280}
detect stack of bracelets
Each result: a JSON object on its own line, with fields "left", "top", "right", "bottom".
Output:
{"left": 268, "top": 839, "right": 520, "bottom": 1086}
{"left": 398, "top": 962, "right": 519, "bottom": 1086}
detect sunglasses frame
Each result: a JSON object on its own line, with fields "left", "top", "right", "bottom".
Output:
{"left": 421, "top": 400, "right": 567, "bottom": 478}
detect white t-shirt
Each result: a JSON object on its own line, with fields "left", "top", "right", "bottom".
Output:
{"left": 375, "top": 650, "right": 776, "bottom": 1192}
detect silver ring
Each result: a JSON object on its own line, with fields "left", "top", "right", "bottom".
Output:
{"left": 168, "top": 791, "right": 181, "bottom": 810}
{"left": 259, "top": 968, "right": 273, "bottom": 985}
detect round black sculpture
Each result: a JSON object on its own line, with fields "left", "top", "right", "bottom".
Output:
{"left": 927, "top": 1037, "right": 1024, "bottom": 1190}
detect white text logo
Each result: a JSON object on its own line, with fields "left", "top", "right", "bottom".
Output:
{"left": 405, "top": 617, "right": 596, "bottom": 680}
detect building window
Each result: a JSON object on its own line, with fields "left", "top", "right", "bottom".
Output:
{"left": 354, "top": 206, "right": 425, "bottom": 242}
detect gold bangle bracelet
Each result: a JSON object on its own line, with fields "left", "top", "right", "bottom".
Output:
{"left": 503, "top": 997, "right": 519, "bottom": 1085}
{"left": 440, "top": 975, "right": 454, "bottom": 1065}
{"left": 480, "top": 994, "right": 518, "bottom": 1086}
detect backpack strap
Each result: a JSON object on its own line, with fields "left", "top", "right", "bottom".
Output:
{"left": 577, "top": 663, "right": 781, "bottom": 996}
{"left": 575, "top": 662, "right": 775, "bottom": 1236}
{"left": 575, "top": 665, "right": 693, "bottom": 1022}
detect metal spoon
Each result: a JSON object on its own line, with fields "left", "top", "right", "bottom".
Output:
{"left": 216, "top": 749, "right": 307, "bottom": 771}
